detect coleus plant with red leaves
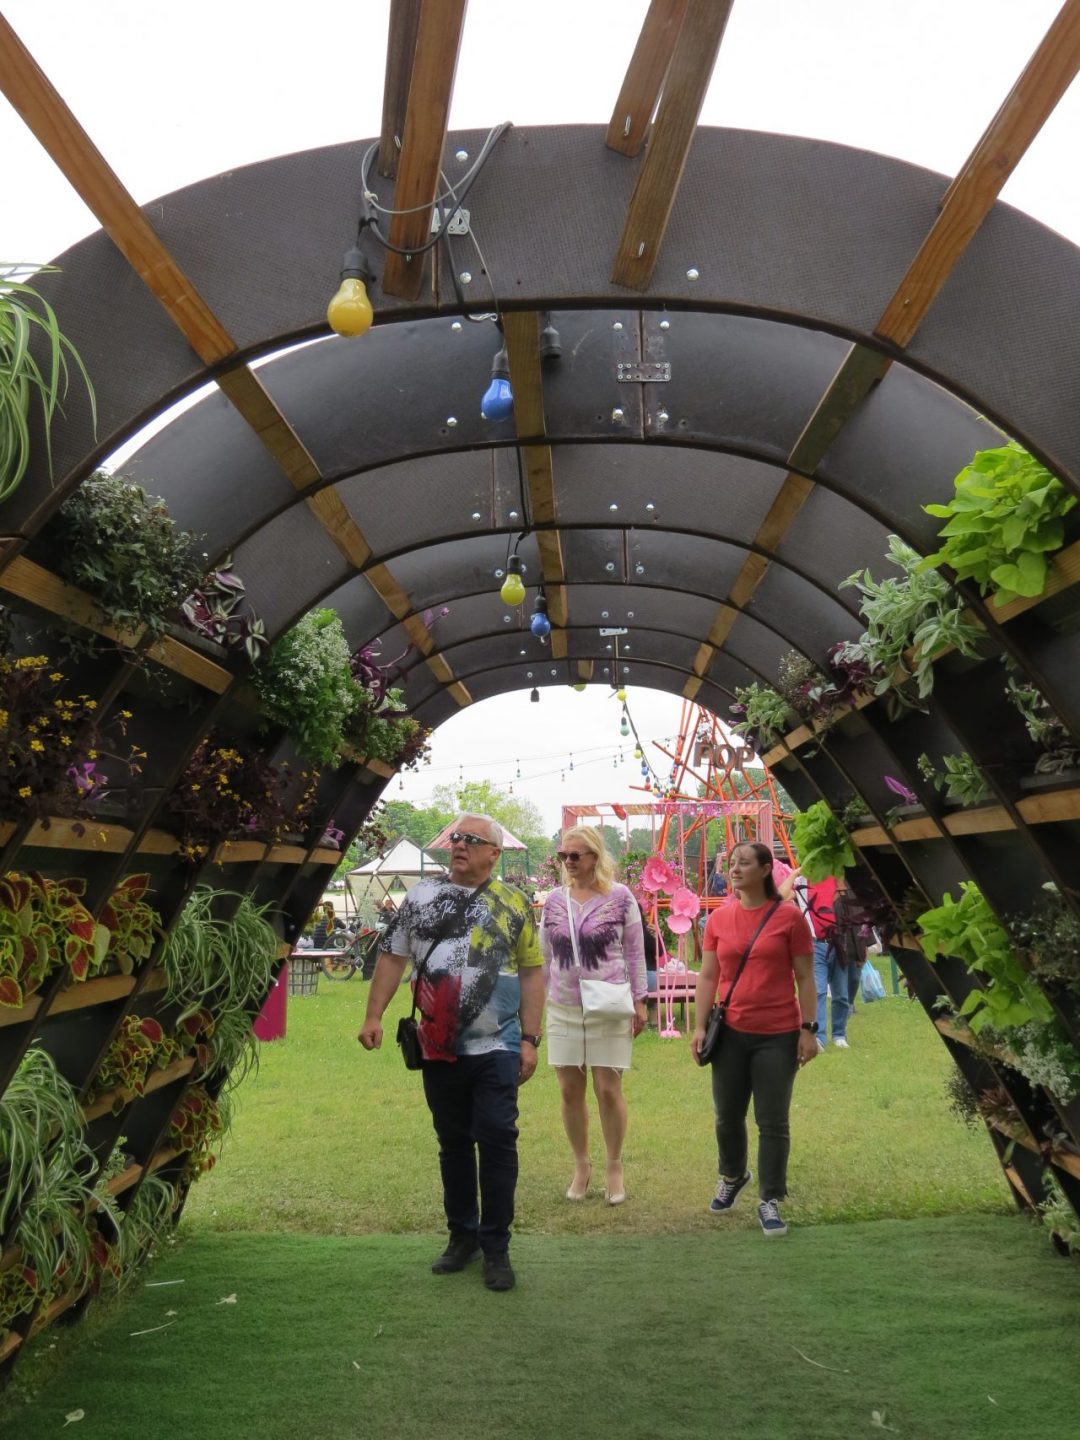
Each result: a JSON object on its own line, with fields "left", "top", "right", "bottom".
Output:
{"left": 0, "top": 871, "right": 109, "bottom": 1009}
{"left": 166, "top": 1085, "right": 227, "bottom": 1177}
{"left": 89, "top": 1015, "right": 184, "bottom": 1113}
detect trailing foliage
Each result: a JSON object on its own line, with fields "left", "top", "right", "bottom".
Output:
{"left": 921, "top": 443, "right": 1077, "bottom": 607}
{"left": 1039, "top": 1176, "right": 1080, "bottom": 1255}
{"left": 791, "top": 801, "right": 855, "bottom": 883}
{"left": 840, "top": 535, "right": 985, "bottom": 712}
{"left": 992, "top": 1020, "right": 1080, "bottom": 1102}
{"left": 344, "top": 685, "right": 428, "bottom": 768}
{"left": 943, "top": 1068, "right": 980, "bottom": 1130}
{"left": 47, "top": 472, "right": 204, "bottom": 637}
{"left": 774, "top": 650, "right": 839, "bottom": 729}
{"left": 87, "top": 1015, "right": 184, "bottom": 1113}
{"left": 916, "top": 751, "right": 992, "bottom": 807}
{"left": 179, "top": 557, "right": 268, "bottom": 662}
{"left": 0, "top": 264, "right": 96, "bottom": 503}
{"left": 161, "top": 887, "right": 279, "bottom": 1023}
{"left": 728, "top": 682, "right": 797, "bottom": 750}
{"left": 167, "top": 1085, "right": 230, "bottom": 1177}
{"left": 252, "top": 609, "right": 365, "bottom": 765}
{"left": 113, "top": 1173, "right": 177, "bottom": 1287}
{"left": 918, "top": 882, "right": 1053, "bottom": 1033}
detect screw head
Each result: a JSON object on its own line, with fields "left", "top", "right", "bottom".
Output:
{"left": 658, "top": 410, "right": 669, "bottom": 423}
{"left": 613, "top": 321, "right": 623, "bottom": 330}
{"left": 605, "top": 562, "right": 615, "bottom": 572}
{"left": 627, "top": 611, "right": 635, "bottom": 619}
{"left": 459, "top": 271, "right": 472, "bottom": 284}
{"left": 659, "top": 318, "right": 670, "bottom": 331}
{"left": 609, "top": 503, "right": 618, "bottom": 512}
{"left": 447, "top": 416, "right": 458, "bottom": 427}
{"left": 601, "top": 611, "right": 609, "bottom": 619}
{"left": 646, "top": 502, "right": 655, "bottom": 512}
{"left": 635, "top": 564, "right": 645, "bottom": 575}
{"left": 494, "top": 568, "right": 505, "bottom": 579}
{"left": 612, "top": 408, "right": 625, "bottom": 422}
{"left": 503, "top": 615, "right": 512, "bottom": 623}
{"left": 455, "top": 149, "right": 468, "bottom": 162}
{"left": 686, "top": 267, "right": 700, "bottom": 281}
{"left": 471, "top": 511, "right": 481, "bottom": 521}
{"left": 509, "top": 509, "right": 519, "bottom": 520}
{"left": 451, "top": 321, "right": 462, "bottom": 331}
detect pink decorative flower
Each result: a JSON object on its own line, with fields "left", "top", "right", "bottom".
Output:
{"left": 641, "top": 854, "right": 678, "bottom": 893}
{"left": 666, "top": 886, "right": 701, "bottom": 934}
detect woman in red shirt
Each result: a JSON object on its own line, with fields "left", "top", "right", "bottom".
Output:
{"left": 692, "top": 842, "right": 818, "bottom": 1236}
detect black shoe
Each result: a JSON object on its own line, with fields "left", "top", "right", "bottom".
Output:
{"left": 482, "top": 1250, "right": 516, "bottom": 1292}
{"left": 431, "top": 1237, "right": 481, "bottom": 1274}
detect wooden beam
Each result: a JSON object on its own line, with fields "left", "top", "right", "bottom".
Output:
{"left": 215, "top": 367, "right": 322, "bottom": 488}
{"left": 606, "top": 0, "right": 689, "bottom": 157}
{"left": 611, "top": 0, "right": 734, "bottom": 290}
{"left": 787, "top": 347, "right": 891, "bottom": 474}
{"left": 877, "top": 0, "right": 1080, "bottom": 348}
{"left": 379, "top": 0, "right": 423, "bottom": 178}
{"left": 0, "top": 15, "right": 235, "bottom": 366}
{"left": 381, "top": 0, "right": 469, "bottom": 299}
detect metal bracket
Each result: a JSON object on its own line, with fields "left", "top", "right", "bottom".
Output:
{"left": 616, "top": 361, "right": 671, "bottom": 383}
{"left": 429, "top": 207, "right": 471, "bottom": 236}
{"left": 599, "top": 627, "right": 629, "bottom": 636}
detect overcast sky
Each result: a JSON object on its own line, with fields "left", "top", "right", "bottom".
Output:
{"left": 4, "top": 1, "right": 1077, "bottom": 833}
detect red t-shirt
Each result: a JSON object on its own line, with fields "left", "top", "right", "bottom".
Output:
{"left": 702, "top": 901, "right": 813, "bottom": 1034}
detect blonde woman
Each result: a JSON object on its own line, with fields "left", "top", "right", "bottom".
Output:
{"left": 539, "top": 827, "right": 648, "bottom": 1205}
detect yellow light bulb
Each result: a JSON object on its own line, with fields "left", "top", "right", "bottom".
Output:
{"left": 617, "top": 687, "right": 627, "bottom": 702}
{"left": 500, "top": 572, "right": 527, "bottom": 606}
{"left": 327, "top": 277, "right": 374, "bottom": 337}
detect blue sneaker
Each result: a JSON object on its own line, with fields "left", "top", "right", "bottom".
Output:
{"left": 709, "top": 1170, "right": 751, "bottom": 1214}
{"left": 758, "top": 1199, "right": 788, "bottom": 1237}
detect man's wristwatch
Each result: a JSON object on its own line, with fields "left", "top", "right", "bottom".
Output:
{"left": 520, "top": 1033, "right": 542, "bottom": 1047}
{"left": 801, "top": 1021, "right": 820, "bottom": 1034}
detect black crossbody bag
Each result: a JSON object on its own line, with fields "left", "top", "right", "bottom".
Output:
{"left": 396, "top": 879, "right": 492, "bottom": 1070}
{"left": 696, "top": 899, "right": 781, "bottom": 1067}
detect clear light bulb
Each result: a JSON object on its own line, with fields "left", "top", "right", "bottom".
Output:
{"left": 327, "top": 247, "right": 374, "bottom": 337}
{"left": 481, "top": 344, "right": 514, "bottom": 421}
{"left": 620, "top": 716, "right": 630, "bottom": 737}
{"left": 500, "top": 554, "right": 526, "bottom": 606}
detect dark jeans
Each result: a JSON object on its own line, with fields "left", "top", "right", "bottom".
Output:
{"left": 710, "top": 1027, "right": 799, "bottom": 1201}
{"left": 422, "top": 1050, "right": 520, "bottom": 1254}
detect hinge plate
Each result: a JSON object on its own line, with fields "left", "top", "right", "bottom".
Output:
{"left": 616, "top": 361, "right": 671, "bottom": 383}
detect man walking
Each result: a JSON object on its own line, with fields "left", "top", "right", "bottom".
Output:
{"left": 358, "top": 814, "right": 544, "bottom": 1292}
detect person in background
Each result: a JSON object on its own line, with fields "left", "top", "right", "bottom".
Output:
{"left": 804, "top": 875, "right": 850, "bottom": 1050}
{"left": 312, "top": 902, "right": 335, "bottom": 949}
{"left": 707, "top": 851, "right": 728, "bottom": 899}
{"left": 358, "top": 815, "right": 543, "bottom": 1293}
{"left": 693, "top": 841, "right": 817, "bottom": 1238}
{"left": 539, "top": 826, "right": 648, "bottom": 1207}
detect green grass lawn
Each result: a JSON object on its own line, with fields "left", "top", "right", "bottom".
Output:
{"left": 6, "top": 1217, "right": 1079, "bottom": 1440}
{"left": 183, "top": 961, "right": 1009, "bottom": 1237}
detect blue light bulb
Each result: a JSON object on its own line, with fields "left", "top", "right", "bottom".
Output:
{"left": 530, "top": 609, "right": 551, "bottom": 639}
{"left": 481, "top": 344, "right": 514, "bottom": 420}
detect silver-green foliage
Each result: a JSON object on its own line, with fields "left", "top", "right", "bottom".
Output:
{"left": 0, "top": 265, "right": 96, "bottom": 502}
{"left": 162, "top": 887, "right": 278, "bottom": 1022}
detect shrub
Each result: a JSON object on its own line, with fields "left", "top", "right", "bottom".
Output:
{"left": 252, "top": 609, "right": 364, "bottom": 765}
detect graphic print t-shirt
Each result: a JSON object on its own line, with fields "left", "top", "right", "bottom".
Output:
{"left": 383, "top": 878, "right": 542, "bottom": 1060}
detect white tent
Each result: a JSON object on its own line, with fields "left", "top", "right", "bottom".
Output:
{"left": 345, "top": 837, "right": 442, "bottom": 914}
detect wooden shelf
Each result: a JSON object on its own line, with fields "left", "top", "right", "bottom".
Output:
{"left": 0, "top": 1328, "right": 21, "bottom": 1363}
{"left": 1, "top": 818, "right": 347, "bottom": 868}
{"left": 851, "top": 785, "right": 1080, "bottom": 848}
{"left": 0, "top": 970, "right": 139, "bottom": 1031}
{"left": 0, "top": 556, "right": 233, "bottom": 694}
{"left": 106, "top": 1144, "right": 183, "bottom": 1199}
{"left": 81, "top": 1055, "right": 196, "bottom": 1124}
{"left": 308, "top": 847, "right": 344, "bottom": 865}
{"left": 989, "top": 1118, "right": 1080, "bottom": 1183}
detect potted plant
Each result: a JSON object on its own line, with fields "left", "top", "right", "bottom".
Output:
{"left": 86, "top": 1015, "right": 184, "bottom": 1113}
{"left": 916, "top": 752, "right": 993, "bottom": 808}
{"left": 917, "top": 883, "right": 1053, "bottom": 1033}
{"left": 99, "top": 874, "right": 162, "bottom": 976}
{"left": 0, "top": 871, "right": 109, "bottom": 1009}
{"left": 0, "top": 263, "right": 96, "bottom": 504}
{"left": 166, "top": 1085, "right": 229, "bottom": 1177}
{"left": 791, "top": 800, "right": 856, "bottom": 882}
{"left": 42, "top": 472, "right": 204, "bottom": 640}
{"left": 1004, "top": 671, "right": 1080, "bottom": 792}
{"left": 161, "top": 887, "right": 279, "bottom": 1022}
{"left": 840, "top": 535, "right": 985, "bottom": 716}
{"left": 920, "top": 442, "right": 1077, "bottom": 608}
{"left": 1010, "top": 889, "right": 1080, "bottom": 1005}
{"left": 252, "top": 608, "right": 365, "bottom": 765}
{"left": 728, "top": 682, "right": 797, "bottom": 752}
{"left": 179, "top": 556, "right": 268, "bottom": 662}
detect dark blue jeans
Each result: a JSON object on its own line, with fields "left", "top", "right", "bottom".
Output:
{"left": 710, "top": 1027, "right": 799, "bottom": 1201}
{"left": 421, "top": 1051, "right": 520, "bottom": 1254}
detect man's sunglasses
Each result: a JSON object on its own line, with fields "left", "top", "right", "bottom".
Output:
{"left": 556, "top": 850, "right": 588, "bottom": 862}
{"left": 449, "top": 830, "right": 498, "bottom": 847}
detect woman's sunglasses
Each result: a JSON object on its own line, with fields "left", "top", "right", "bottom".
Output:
{"left": 449, "top": 830, "right": 497, "bottom": 847}
{"left": 556, "top": 850, "right": 589, "bottom": 862}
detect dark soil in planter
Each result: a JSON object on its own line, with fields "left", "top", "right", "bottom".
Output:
{"left": 1018, "top": 770, "right": 1080, "bottom": 794}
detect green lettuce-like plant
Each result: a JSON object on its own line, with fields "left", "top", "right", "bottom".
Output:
{"left": 252, "top": 608, "right": 365, "bottom": 765}
{"left": 791, "top": 801, "right": 855, "bottom": 883}
{"left": 921, "top": 443, "right": 1077, "bottom": 608}
{"left": 918, "top": 882, "right": 1053, "bottom": 1033}
{"left": 1, "top": 264, "right": 96, "bottom": 503}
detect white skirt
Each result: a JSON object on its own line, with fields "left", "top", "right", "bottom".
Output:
{"left": 547, "top": 1000, "right": 633, "bottom": 1071}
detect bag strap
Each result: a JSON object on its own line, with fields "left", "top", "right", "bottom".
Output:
{"left": 720, "top": 899, "right": 782, "bottom": 1007}
{"left": 565, "top": 886, "right": 631, "bottom": 985}
{"left": 410, "top": 878, "right": 493, "bottom": 1022}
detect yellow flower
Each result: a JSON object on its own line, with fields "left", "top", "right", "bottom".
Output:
{"left": 18, "top": 786, "right": 31, "bottom": 798}
{"left": 121, "top": 710, "right": 133, "bottom": 719}
{"left": 59, "top": 735, "right": 72, "bottom": 747}
{"left": 30, "top": 739, "right": 44, "bottom": 752}
{"left": 85, "top": 700, "right": 98, "bottom": 710}
{"left": 48, "top": 672, "right": 63, "bottom": 682}
{"left": 88, "top": 749, "right": 98, "bottom": 759}
{"left": 190, "top": 783, "right": 201, "bottom": 792}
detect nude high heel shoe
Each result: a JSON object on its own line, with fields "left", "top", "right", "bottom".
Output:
{"left": 566, "top": 1163, "right": 592, "bottom": 1201}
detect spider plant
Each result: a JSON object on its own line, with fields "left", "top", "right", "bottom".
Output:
{"left": 15, "top": 1144, "right": 104, "bottom": 1306}
{"left": 0, "top": 1048, "right": 93, "bottom": 1236}
{"left": 161, "top": 887, "right": 279, "bottom": 1022}
{"left": 0, "top": 264, "right": 96, "bottom": 503}
{"left": 205, "top": 1006, "right": 261, "bottom": 1091}
{"left": 111, "top": 1172, "right": 177, "bottom": 1286}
